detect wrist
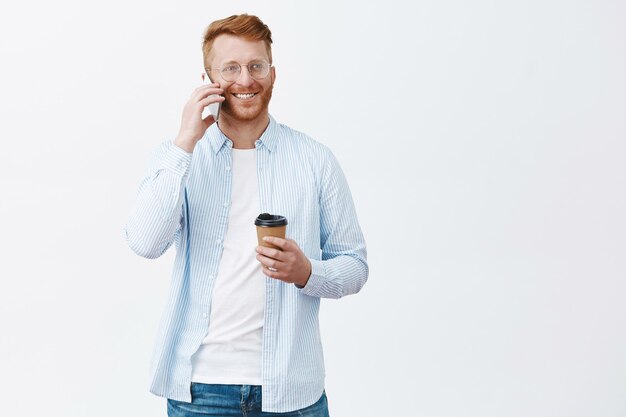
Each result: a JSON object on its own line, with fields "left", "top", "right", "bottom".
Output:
{"left": 174, "top": 134, "right": 197, "bottom": 153}
{"left": 295, "top": 259, "right": 312, "bottom": 289}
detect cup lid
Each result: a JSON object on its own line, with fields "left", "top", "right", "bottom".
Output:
{"left": 255, "top": 213, "right": 288, "bottom": 227}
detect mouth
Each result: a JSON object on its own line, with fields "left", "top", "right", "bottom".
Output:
{"left": 232, "top": 92, "right": 258, "bottom": 100}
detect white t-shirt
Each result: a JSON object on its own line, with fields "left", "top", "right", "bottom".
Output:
{"left": 191, "top": 148, "right": 265, "bottom": 385}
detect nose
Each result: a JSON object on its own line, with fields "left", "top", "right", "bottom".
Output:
{"left": 235, "top": 65, "right": 254, "bottom": 87}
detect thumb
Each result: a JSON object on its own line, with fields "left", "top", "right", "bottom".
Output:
{"left": 202, "top": 114, "right": 216, "bottom": 128}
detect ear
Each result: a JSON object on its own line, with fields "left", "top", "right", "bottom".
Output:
{"left": 270, "top": 66, "right": 276, "bottom": 84}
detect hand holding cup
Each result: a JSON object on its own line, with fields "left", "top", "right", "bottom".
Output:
{"left": 254, "top": 213, "right": 311, "bottom": 288}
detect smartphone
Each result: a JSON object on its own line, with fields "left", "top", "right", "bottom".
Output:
{"left": 202, "top": 73, "right": 221, "bottom": 121}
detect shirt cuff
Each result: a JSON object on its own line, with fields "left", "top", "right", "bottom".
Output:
{"left": 298, "top": 259, "right": 326, "bottom": 294}
{"left": 162, "top": 142, "right": 193, "bottom": 176}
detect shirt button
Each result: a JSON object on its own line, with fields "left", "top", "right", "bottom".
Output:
{"left": 203, "top": 313, "right": 208, "bottom": 319}
{"left": 215, "top": 238, "right": 221, "bottom": 244}
{"left": 180, "top": 161, "right": 188, "bottom": 168}
{"left": 225, "top": 166, "right": 231, "bottom": 171}
{"left": 223, "top": 202, "right": 229, "bottom": 207}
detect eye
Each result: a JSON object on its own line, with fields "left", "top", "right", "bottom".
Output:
{"left": 249, "top": 62, "right": 266, "bottom": 72}
{"left": 222, "top": 64, "right": 239, "bottom": 73}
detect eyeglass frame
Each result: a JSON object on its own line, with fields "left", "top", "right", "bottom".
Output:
{"left": 205, "top": 61, "right": 274, "bottom": 82}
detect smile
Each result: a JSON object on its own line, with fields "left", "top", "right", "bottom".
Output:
{"left": 233, "top": 93, "right": 257, "bottom": 100}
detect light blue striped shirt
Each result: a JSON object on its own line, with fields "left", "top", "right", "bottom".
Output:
{"left": 124, "top": 115, "right": 368, "bottom": 413}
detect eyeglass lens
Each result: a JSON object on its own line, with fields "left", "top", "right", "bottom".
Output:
{"left": 220, "top": 62, "right": 270, "bottom": 81}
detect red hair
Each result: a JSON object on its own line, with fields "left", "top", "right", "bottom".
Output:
{"left": 202, "top": 14, "right": 273, "bottom": 68}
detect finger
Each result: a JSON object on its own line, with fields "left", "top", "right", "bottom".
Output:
{"left": 192, "top": 84, "right": 220, "bottom": 95}
{"left": 262, "top": 264, "right": 284, "bottom": 280}
{"left": 197, "top": 89, "right": 224, "bottom": 103}
{"left": 200, "top": 80, "right": 220, "bottom": 87}
{"left": 191, "top": 86, "right": 224, "bottom": 102}
{"left": 201, "top": 113, "right": 216, "bottom": 127}
{"left": 255, "top": 245, "right": 285, "bottom": 260}
{"left": 256, "top": 253, "right": 277, "bottom": 267}
{"left": 262, "top": 236, "right": 289, "bottom": 250}
{"left": 198, "top": 94, "right": 225, "bottom": 108}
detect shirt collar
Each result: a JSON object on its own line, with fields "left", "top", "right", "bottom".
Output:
{"left": 255, "top": 115, "right": 278, "bottom": 152}
{"left": 205, "top": 114, "right": 278, "bottom": 154}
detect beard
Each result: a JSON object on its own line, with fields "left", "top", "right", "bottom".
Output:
{"left": 220, "top": 83, "right": 274, "bottom": 122}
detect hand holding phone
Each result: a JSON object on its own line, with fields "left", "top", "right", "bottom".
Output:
{"left": 173, "top": 76, "right": 224, "bottom": 153}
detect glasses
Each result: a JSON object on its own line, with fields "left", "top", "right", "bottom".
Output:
{"left": 206, "top": 61, "right": 272, "bottom": 82}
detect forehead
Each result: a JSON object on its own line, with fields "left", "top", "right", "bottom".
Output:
{"left": 210, "top": 34, "right": 270, "bottom": 65}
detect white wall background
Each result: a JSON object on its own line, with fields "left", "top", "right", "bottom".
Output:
{"left": 1, "top": 1, "right": 625, "bottom": 416}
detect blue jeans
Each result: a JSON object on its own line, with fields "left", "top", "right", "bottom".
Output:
{"left": 167, "top": 383, "right": 330, "bottom": 417}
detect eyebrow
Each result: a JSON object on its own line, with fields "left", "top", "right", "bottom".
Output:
{"left": 221, "top": 58, "right": 266, "bottom": 65}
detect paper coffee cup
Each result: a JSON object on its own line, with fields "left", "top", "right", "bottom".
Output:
{"left": 255, "top": 213, "right": 288, "bottom": 249}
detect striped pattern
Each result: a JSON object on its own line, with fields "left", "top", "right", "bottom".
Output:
{"left": 124, "top": 116, "right": 368, "bottom": 413}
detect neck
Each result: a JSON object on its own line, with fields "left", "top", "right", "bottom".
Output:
{"left": 217, "top": 112, "right": 270, "bottom": 149}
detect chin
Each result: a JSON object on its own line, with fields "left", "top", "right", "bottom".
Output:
{"left": 235, "top": 109, "right": 264, "bottom": 121}
{"left": 225, "top": 104, "right": 267, "bottom": 122}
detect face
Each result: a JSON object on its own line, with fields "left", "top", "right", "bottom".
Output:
{"left": 208, "top": 34, "right": 275, "bottom": 123}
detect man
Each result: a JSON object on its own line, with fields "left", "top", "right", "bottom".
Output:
{"left": 124, "top": 14, "right": 368, "bottom": 416}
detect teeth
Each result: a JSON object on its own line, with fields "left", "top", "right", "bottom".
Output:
{"left": 234, "top": 93, "right": 255, "bottom": 99}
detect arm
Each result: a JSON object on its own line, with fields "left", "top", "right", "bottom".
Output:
{"left": 302, "top": 150, "right": 369, "bottom": 299}
{"left": 123, "top": 142, "right": 191, "bottom": 259}
{"left": 124, "top": 83, "right": 224, "bottom": 258}
{"left": 254, "top": 148, "right": 368, "bottom": 298}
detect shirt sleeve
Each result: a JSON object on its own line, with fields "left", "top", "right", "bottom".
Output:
{"left": 300, "top": 149, "right": 369, "bottom": 299}
{"left": 123, "top": 141, "right": 192, "bottom": 259}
